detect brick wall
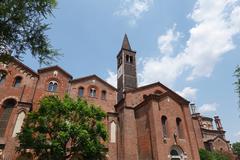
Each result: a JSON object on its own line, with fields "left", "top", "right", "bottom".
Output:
{"left": 32, "top": 69, "right": 72, "bottom": 110}
{"left": 69, "top": 77, "right": 116, "bottom": 113}
{"left": 0, "top": 61, "right": 37, "bottom": 159}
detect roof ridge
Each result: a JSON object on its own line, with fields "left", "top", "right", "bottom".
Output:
{"left": 71, "top": 74, "right": 117, "bottom": 91}
{"left": 38, "top": 65, "right": 72, "bottom": 79}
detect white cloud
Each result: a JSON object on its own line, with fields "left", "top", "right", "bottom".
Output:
{"left": 106, "top": 70, "right": 117, "bottom": 88}
{"left": 115, "top": 0, "right": 153, "bottom": 25}
{"left": 236, "top": 131, "right": 240, "bottom": 141}
{"left": 158, "top": 24, "right": 180, "bottom": 54}
{"left": 139, "top": 55, "right": 185, "bottom": 87}
{"left": 197, "top": 103, "right": 218, "bottom": 114}
{"left": 185, "top": 0, "right": 240, "bottom": 80}
{"left": 139, "top": 0, "right": 240, "bottom": 86}
{"left": 177, "top": 87, "right": 198, "bottom": 101}
{"left": 108, "top": 0, "right": 240, "bottom": 91}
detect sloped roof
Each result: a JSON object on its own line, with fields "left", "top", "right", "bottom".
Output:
{"left": 201, "top": 128, "right": 225, "bottom": 134}
{"left": 201, "top": 116, "right": 213, "bottom": 121}
{"left": 126, "top": 82, "right": 190, "bottom": 104}
{"left": 134, "top": 91, "right": 190, "bottom": 111}
{"left": 117, "top": 34, "right": 136, "bottom": 58}
{"left": 10, "top": 58, "right": 39, "bottom": 77}
{"left": 205, "top": 135, "right": 229, "bottom": 143}
{"left": 38, "top": 65, "right": 73, "bottom": 79}
{"left": 71, "top": 74, "right": 117, "bottom": 91}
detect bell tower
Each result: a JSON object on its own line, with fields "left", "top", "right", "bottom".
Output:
{"left": 117, "top": 34, "right": 137, "bottom": 101}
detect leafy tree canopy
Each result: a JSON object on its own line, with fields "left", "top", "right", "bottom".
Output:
{"left": 199, "top": 149, "right": 231, "bottom": 160}
{"left": 232, "top": 142, "right": 240, "bottom": 156}
{"left": 0, "top": 0, "right": 59, "bottom": 64}
{"left": 17, "top": 95, "right": 108, "bottom": 160}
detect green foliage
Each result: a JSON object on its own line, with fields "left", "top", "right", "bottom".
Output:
{"left": 235, "top": 66, "right": 240, "bottom": 108}
{"left": 16, "top": 152, "right": 33, "bottom": 160}
{"left": 17, "top": 95, "right": 108, "bottom": 160}
{"left": 232, "top": 142, "right": 240, "bottom": 156}
{"left": 0, "top": 0, "right": 59, "bottom": 64}
{"left": 199, "top": 149, "right": 212, "bottom": 160}
{"left": 199, "top": 149, "right": 230, "bottom": 160}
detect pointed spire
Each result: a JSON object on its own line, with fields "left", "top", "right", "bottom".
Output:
{"left": 122, "top": 34, "right": 132, "bottom": 50}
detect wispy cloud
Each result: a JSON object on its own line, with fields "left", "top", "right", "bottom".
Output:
{"left": 177, "top": 87, "right": 198, "bottom": 101}
{"left": 139, "top": 55, "right": 185, "bottom": 87}
{"left": 185, "top": 0, "right": 240, "bottom": 80}
{"left": 108, "top": 0, "right": 240, "bottom": 93}
{"left": 139, "top": 0, "right": 240, "bottom": 86}
{"left": 236, "top": 131, "right": 240, "bottom": 141}
{"left": 197, "top": 103, "right": 218, "bottom": 114}
{"left": 158, "top": 24, "right": 180, "bottom": 55}
{"left": 115, "top": 0, "right": 153, "bottom": 25}
{"left": 106, "top": 70, "right": 117, "bottom": 88}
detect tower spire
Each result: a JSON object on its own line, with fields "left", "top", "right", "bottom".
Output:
{"left": 117, "top": 34, "right": 137, "bottom": 101}
{"left": 122, "top": 34, "right": 132, "bottom": 50}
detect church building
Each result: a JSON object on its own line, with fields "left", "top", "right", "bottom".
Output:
{"left": 0, "top": 35, "right": 232, "bottom": 159}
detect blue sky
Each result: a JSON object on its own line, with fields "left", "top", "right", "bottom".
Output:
{"left": 24, "top": 0, "right": 240, "bottom": 143}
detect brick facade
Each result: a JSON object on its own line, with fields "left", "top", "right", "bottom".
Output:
{"left": 0, "top": 35, "right": 232, "bottom": 159}
{"left": 191, "top": 113, "right": 232, "bottom": 153}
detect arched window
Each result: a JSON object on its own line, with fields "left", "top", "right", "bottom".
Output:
{"left": 161, "top": 116, "right": 168, "bottom": 138}
{"left": 13, "top": 76, "right": 22, "bottom": 87}
{"left": 101, "top": 90, "right": 107, "bottom": 100}
{"left": 170, "top": 146, "right": 184, "bottom": 160}
{"left": 126, "top": 55, "right": 133, "bottom": 63}
{"left": 89, "top": 87, "right": 96, "bottom": 97}
{"left": 170, "top": 149, "right": 181, "bottom": 160}
{"left": 48, "top": 81, "right": 58, "bottom": 92}
{"left": 12, "top": 111, "right": 26, "bottom": 137}
{"left": 0, "top": 98, "right": 17, "bottom": 136}
{"left": 110, "top": 121, "right": 116, "bottom": 143}
{"left": 78, "top": 87, "right": 84, "bottom": 97}
{"left": 171, "top": 149, "right": 179, "bottom": 156}
{"left": 176, "top": 118, "right": 184, "bottom": 139}
{"left": 0, "top": 71, "right": 7, "bottom": 84}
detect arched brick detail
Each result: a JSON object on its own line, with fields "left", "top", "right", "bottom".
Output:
{"left": 0, "top": 96, "right": 19, "bottom": 106}
{"left": 0, "top": 69, "right": 8, "bottom": 74}
{"left": 16, "top": 108, "right": 28, "bottom": 114}
{"left": 45, "top": 77, "right": 62, "bottom": 91}
{"left": 169, "top": 145, "right": 186, "bottom": 160}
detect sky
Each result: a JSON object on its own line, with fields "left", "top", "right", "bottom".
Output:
{"left": 23, "top": 0, "right": 240, "bottom": 143}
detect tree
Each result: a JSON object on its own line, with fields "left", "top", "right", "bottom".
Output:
{"left": 199, "top": 149, "right": 230, "bottom": 160}
{"left": 17, "top": 95, "right": 108, "bottom": 160}
{"left": 232, "top": 142, "right": 240, "bottom": 156}
{"left": 199, "top": 148, "right": 213, "bottom": 160}
{"left": 0, "top": 0, "right": 59, "bottom": 65}
{"left": 234, "top": 66, "right": 240, "bottom": 108}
